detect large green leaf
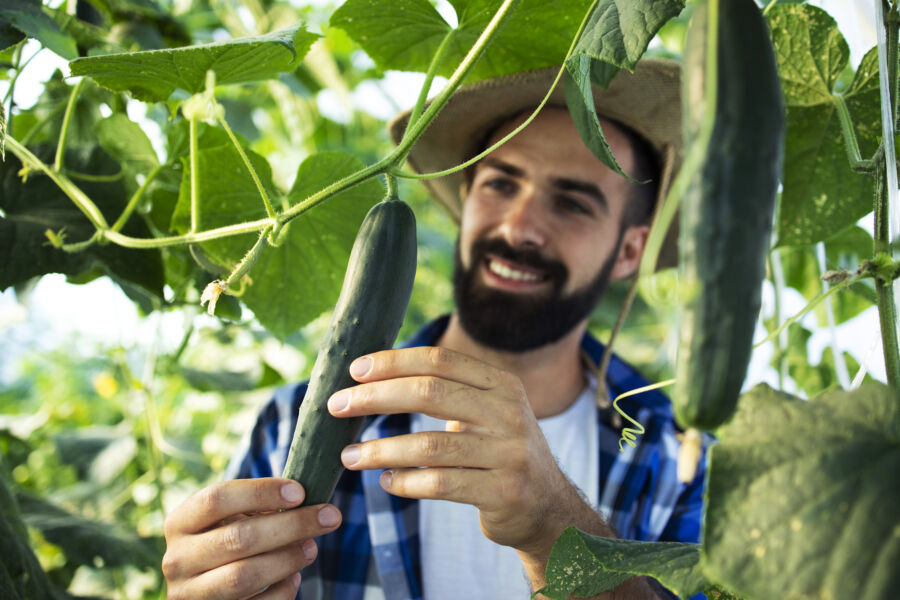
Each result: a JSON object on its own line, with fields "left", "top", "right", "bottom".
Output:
{"left": 239, "top": 152, "right": 384, "bottom": 338}
{"left": 541, "top": 527, "right": 709, "bottom": 599}
{"left": 331, "top": 0, "right": 593, "bottom": 82}
{"left": 703, "top": 383, "right": 900, "bottom": 600}
{"left": 169, "top": 123, "right": 383, "bottom": 338}
{"left": 69, "top": 24, "right": 319, "bottom": 102}
{"left": 0, "top": 468, "right": 56, "bottom": 600}
{"left": 0, "top": 0, "right": 77, "bottom": 58}
{"left": 769, "top": 5, "right": 880, "bottom": 247}
{"left": 16, "top": 492, "right": 159, "bottom": 570}
{"left": 0, "top": 145, "right": 165, "bottom": 300}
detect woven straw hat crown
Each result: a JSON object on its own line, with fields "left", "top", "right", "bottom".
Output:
{"left": 389, "top": 58, "right": 682, "bottom": 268}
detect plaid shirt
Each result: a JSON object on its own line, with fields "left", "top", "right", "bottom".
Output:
{"left": 226, "top": 316, "right": 708, "bottom": 600}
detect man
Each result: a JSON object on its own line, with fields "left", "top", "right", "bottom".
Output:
{"left": 162, "top": 59, "right": 706, "bottom": 600}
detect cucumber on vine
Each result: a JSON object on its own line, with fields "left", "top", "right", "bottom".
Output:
{"left": 281, "top": 196, "right": 417, "bottom": 505}
{"left": 674, "top": 0, "right": 785, "bottom": 478}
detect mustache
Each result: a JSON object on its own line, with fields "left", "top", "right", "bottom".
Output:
{"left": 469, "top": 237, "right": 568, "bottom": 286}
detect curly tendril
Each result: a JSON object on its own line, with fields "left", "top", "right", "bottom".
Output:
{"left": 612, "top": 379, "right": 677, "bottom": 452}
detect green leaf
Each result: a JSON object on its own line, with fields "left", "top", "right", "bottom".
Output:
{"left": 94, "top": 114, "right": 159, "bottom": 174}
{"left": 703, "top": 383, "right": 900, "bottom": 600}
{"left": 541, "top": 527, "right": 708, "bottom": 599}
{"left": 570, "top": 0, "right": 685, "bottom": 84}
{"left": 564, "top": 54, "right": 635, "bottom": 181}
{"left": 0, "top": 472, "right": 56, "bottom": 600}
{"left": 0, "top": 0, "right": 77, "bottom": 59}
{"left": 69, "top": 24, "right": 319, "bottom": 102}
{"left": 0, "top": 100, "right": 5, "bottom": 160}
{"left": 329, "top": 0, "right": 451, "bottom": 74}
{"left": 331, "top": 0, "right": 593, "bottom": 82}
{"left": 0, "top": 144, "right": 165, "bottom": 300}
{"left": 16, "top": 491, "right": 159, "bottom": 570}
{"left": 769, "top": 5, "right": 880, "bottom": 246}
{"left": 239, "top": 152, "right": 384, "bottom": 338}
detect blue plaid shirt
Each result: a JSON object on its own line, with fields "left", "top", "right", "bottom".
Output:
{"left": 226, "top": 316, "right": 708, "bottom": 599}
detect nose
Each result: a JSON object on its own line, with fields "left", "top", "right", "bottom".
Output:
{"left": 496, "top": 191, "right": 547, "bottom": 249}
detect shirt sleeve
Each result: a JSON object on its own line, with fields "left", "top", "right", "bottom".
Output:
{"left": 224, "top": 382, "right": 306, "bottom": 481}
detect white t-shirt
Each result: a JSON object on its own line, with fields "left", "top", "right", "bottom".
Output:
{"left": 414, "top": 376, "right": 599, "bottom": 599}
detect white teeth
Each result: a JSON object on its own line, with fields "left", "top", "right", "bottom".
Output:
{"left": 488, "top": 259, "right": 541, "bottom": 282}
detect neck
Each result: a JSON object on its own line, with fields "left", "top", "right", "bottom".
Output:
{"left": 437, "top": 313, "right": 589, "bottom": 419}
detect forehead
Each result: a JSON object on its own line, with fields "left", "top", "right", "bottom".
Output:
{"left": 477, "top": 107, "right": 636, "bottom": 184}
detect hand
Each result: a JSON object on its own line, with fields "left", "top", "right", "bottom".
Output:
{"left": 162, "top": 478, "right": 342, "bottom": 600}
{"left": 326, "top": 347, "right": 584, "bottom": 557}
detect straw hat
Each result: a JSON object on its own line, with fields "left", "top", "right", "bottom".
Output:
{"left": 388, "top": 58, "right": 682, "bottom": 268}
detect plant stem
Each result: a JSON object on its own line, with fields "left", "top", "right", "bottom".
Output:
{"left": 6, "top": 136, "right": 110, "bottom": 230}
{"left": 111, "top": 164, "right": 163, "bottom": 233}
{"left": 189, "top": 117, "right": 200, "bottom": 233}
{"left": 405, "top": 28, "right": 457, "bottom": 133}
{"left": 103, "top": 217, "right": 274, "bottom": 248}
{"left": 217, "top": 115, "right": 276, "bottom": 220}
{"left": 225, "top": 226, "right": 270, "bottom": 289}
{"left": 762, "top": 0, "right": 778, "bottom": 16}
{"left": 53, "top": 78, "right": 84, "bottom": 173}
{"left": 874, "top": 162, "right": 900, "bottom": 390}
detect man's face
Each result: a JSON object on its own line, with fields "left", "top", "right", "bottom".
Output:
{"left": 454, "top": 107, "right": 648, "bottom": 352}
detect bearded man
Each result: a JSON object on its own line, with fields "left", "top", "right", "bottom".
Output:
{"left": 162, "top": 60, "right": 708, "bottom": 600}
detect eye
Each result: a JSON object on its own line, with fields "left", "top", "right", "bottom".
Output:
{"left": 554, "top": 195, "right": 592, "bottom": 216}
{"left": 482, "top": 176, "right": 518, "bottom": 196}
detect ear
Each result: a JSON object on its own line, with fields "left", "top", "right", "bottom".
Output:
{"left": 610, "top": 224, "right": 650, "bottom": 281}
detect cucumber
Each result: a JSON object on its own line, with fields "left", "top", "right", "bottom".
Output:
{"left": 673, "top": 0, "right": 785, "bottom": 433}
{"left": 281, "top": 196, "right": 417, "bottom": 505}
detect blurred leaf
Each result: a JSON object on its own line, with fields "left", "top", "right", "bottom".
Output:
{"left": 541, "top": 528, "right": 708, "bottom": 599}
{"left": 703, "top": 383, "right": 900, "bottom": 600}
{"left": 177, "top": 367, "right": 258, "bottom": 391}
{"left": 94, "top": 114, "right": 160, "bottom": 174}
{"left": 0, "top": 145, "right": 165, "bottom": 301}
{"left": 331, "top": 0, "right": 593, "bottom": 82}
{"left": 53, "top": 428, "right": 123, "bottom": 480}
{"left": 69, "top": 25, "right": 320, "bottom": 101}
{"left": 0, "top": 474, "right": 57, "bottom": 600}
{"left": 0, "top": 0, "right": 78, "bottom": 59}
{"left": 16, "top": 492, "right": 159, "bottom": 570}
{"left": 769, "top": 5, "right": 879, "bottom": 246}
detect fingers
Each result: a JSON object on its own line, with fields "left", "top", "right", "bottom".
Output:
{"left": 165, "top": 478, "right": 305, "bottom": 536}
{"left": 340, "top": 431, "right": 509, "bottom": 471}
{"left": 378, "top": 467, "right": 514, "bottom": 511}
{"left": 350, "top": 347, "right": 512, "bottom": 391}
{"left": 166, "top": 505, "right": 339, "bottom": 580}
{"left": 250, "top": 573, "right": 302, "bottom": 600}
{"left": 172, "top": 542, "right": 311, "bottom": 600}
{"left": 328, "top": 375, "right": 504, "bottom": 426}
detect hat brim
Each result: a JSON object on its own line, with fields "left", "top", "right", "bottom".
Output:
{"left": 389, "top": 58, "right": 682, "bottom": 269}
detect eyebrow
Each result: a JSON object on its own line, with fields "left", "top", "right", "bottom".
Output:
{"left": 480, "top": 157, "right": 609, "bottom": 214}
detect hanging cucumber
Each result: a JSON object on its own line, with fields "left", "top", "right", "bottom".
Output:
{"left": 673, "top": 0, "right": 785, "bottom": 476}
{"left": 282, "top": 195, "right": 417, "bottom": 505}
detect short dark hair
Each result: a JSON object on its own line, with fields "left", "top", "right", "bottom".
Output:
{"left": 462, "top": 109, "right": 661, "bottom": 229}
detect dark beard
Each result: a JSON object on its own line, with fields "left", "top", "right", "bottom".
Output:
{"left": 452, "top": 233, "right": 623, "bottom": 352}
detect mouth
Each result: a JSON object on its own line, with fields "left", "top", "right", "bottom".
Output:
{"left": 482, "top": 255, "right": 550, "bottom": 290}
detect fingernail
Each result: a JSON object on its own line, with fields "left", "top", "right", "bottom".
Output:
{"left": 302, "top": 539, "right": 317, "bottom": 561}
{"left": 318, "top": 506, "right": 340, "bottom": 527}
{"left": 281, "top": 483, "right": 304, "bottom": 503}
{"left": 349, "top": 356, "right": 372, "bottom": 378}
{"left": 291, "top": 572, "right": 302, "bottom": 588}
{"left": 380, "top": 470, "right": 392, "bottom": 490}
{"left": 341, "top": 445, "right": 360, "bottom": 467}
{"left": 328, "top": 390, "right": 349, "bottom": 413}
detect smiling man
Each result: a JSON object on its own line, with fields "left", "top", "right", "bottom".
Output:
{"left": 162, "top": 60, "right": 707, "bottom": 600}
